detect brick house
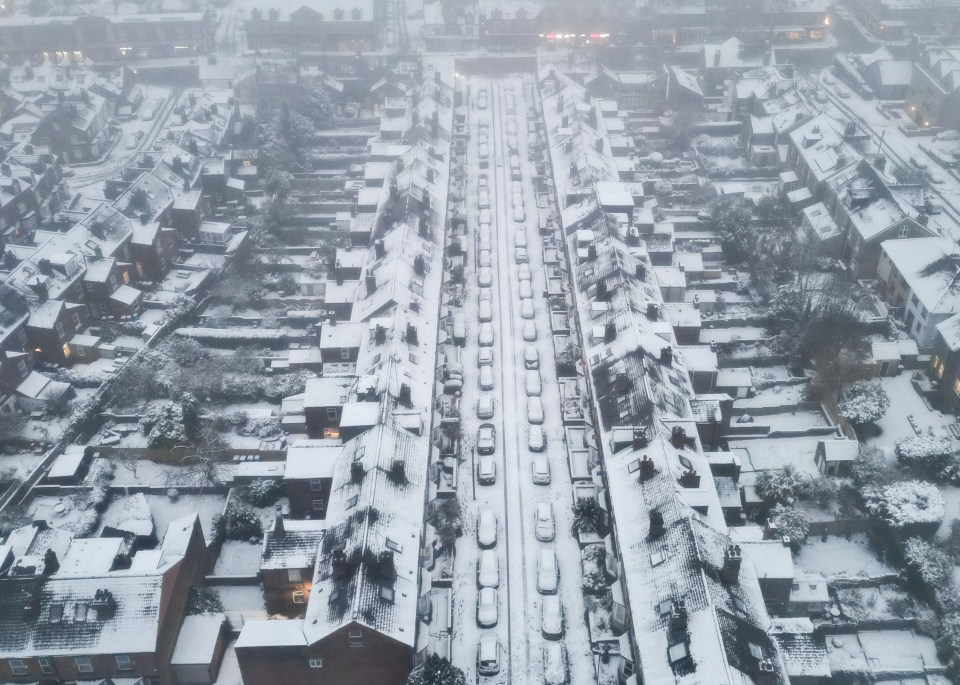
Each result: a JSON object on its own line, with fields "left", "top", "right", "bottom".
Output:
{"left": 303, "top": 376, "right": 355, "bottom": 439}
{"left": 283, "top": 440, "right": 341, "bottom": 519}
{"left": 237, "top": 425, "right": 428, "bottom": 685}
{"left": 0, "top": 163, "right": 41, "bottom": 244}
{"left": 260, "top": 509, "right": 325, "bottom": 616}
{"left": 31, "top": 92, "right": 110, "bottom": 164}
{"left": 131, "top": 221, "right": 179, "bottom": 282}
{"left": 0, "top": 514, "right": 207, "bottom": 685}
{"left": 24, "top": 299, "right": 89, "bottom": 365}
{"left": 82, "top": 258, "right": 141, "bottom": 320}
{"left": 930, "top": 312, "right": 960, "bottom": 413}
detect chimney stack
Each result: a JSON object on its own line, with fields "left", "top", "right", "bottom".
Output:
{"left": 669, "top": 598, "right": 688, "bottom": 631}
{"left": 670, "top": 425, "right": 687, "bottom": 449}
{"left": 365, "top": 273, "right": 377, "bottom": 295}
{"left": 604, "top": 321, "right": 616, "bottom": 343}
{"left": 274, "top": 504, "right": 284, "bottom": 536}
{"left": 639, "top": 454, "right": 655, "bottom": 481}
{"left": 648, "top": 509, "right": 665, "bottom": 538}
{"left": 721, "top": 543, "right": 742, "bottom": 583}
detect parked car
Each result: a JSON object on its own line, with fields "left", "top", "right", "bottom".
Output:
{"left": 478, "top": 189, "right": 490, "bottom": 210}
{"left": 477, "top": 634, "right": 500, "bottom": 676}
{"left": 479, "top": 322, "right": 494, "bottom": 346}
{"left": 528, "top": 425, "right": 546, "bottom": 452}
{"left": 479, "top": 266, "right": 492, "bottom": 288}
{"left": 524, "top": 346, "right": 540, "bottom": 370}
{"left": 478, "top": 249, "right": 492, "bottom": 269}
{"left": 478, "top": 549, "right": 499, "bottom": 588}
{"left": 477, "top": 394, "right": 495, "bottom": 420}
{"left": 525, "top": 369, "right": 542, "bottom": 396}
{"left": 478, "top": 347, "right": 494, "bottom": 366}
{"left": 479, "top": 235, "right": 493, "bottom": 253}
{"left": 514, "top": 230, "right": 528, "bottom": 248}
{"left": 477, "top": 587, "right": 498, "bottom": 628}
{"left": 537, "top": 547, "right": 559, "bottom": 594}
{"left": 542, "top": 641, "right": 568, "bottom": 685}
{"left": 532, "top": 456, "right": 551, "bottom": 485}
{"left": 518, "top": 264, "right": 532, "bottom": 281}
{"left": 527, "top": 396, "right": 544, "bottom": 424}
{"left": 479, "top": 299, "right": 493, "bottom": 322}
{"left": 541, "top": 595, "right": 564, "bottom": 639}
{"left": 513, "top": 206, "right": 525, "bottom": 223}
{"left": 478, "top": 456, "right": 497, "bottom": 485}
{"left": 477, "top": 508, "right": 497, "bottom": 548}
{"left": 477, "top": 423, "right": 496, "bottom": 454}
{"left": 521, "top": 298, "right": 535, "bottom": 319}
{"left": 519, "top": 280, "right": 533, "bottom": 299}
{"left": 515, "top": 247, "right": 529, "bottom": 264}
{"left": 535, "top": 502, "right": 555, "bottom": 542}
{"left": 479, "top": 364, "right": 495, "bottom": 391}
{"left": 522, "top": 320, "right": 538, "bottom": 342}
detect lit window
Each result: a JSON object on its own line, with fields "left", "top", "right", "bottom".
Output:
{"left": 75, "top": 656, "right": 93, "bottom": 673}
{"left": 292, "top": 591, "right": 305, "bottom": 604}
{"left": 309, "top": 659, "right": 323, "bottom": 668}
{"left": 8, "top": 660, "right": 27, "bottom": 676}
{"left": 288, "top": 569, "right": 302, "bottom": 583}
{"left": 115, "top": 654, "right": 133, "bottom": 670}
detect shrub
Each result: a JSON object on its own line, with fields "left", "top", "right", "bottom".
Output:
{"left": 582, "top": 569, "right": 609, "bottom": 595}
{"left": 807, "top": 476, "right": 839, "bottom": 509}
{"left": 572, "top": 497, "right": 605, "bottom": 536}
{"left": 896, "top": 435, "right": 955, "bottom": 472}
{"left": 838, "top": 380, "right": 890, "bottom": 425}
{"left": 239, "top": 479, "right": 282, "bottom": 507}
{"left": 938, "top": 612, "right": 960, "bottom": 682}
{"left": 755, "top": 465, "right": 807, "bottom": 505}
{"left": 187, "top": 586, "right": 225, "bottom": 615}
{"left": 768, "top": 504, "right": 809, "bottom": 547}
{"left": 213, "top": 503, "right": 264, "bottom": 542}
{"left": 903, "top": 537, "right": 952, "bottom": 591}
{"left": 406, "top": 654, "right": 466, "bottom": 685}
{"left": 139, "top": 402, "right": 189, "bottom": 449}
{"left": 863, "top": 480, "right": 945, "bottom": 535}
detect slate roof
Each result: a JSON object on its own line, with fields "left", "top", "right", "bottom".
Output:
{"left": 261, "top": 519, "right": 325, "bottom": 571}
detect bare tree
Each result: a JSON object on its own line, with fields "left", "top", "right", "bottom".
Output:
{"left": 164, "top": 433, "right": 230, "bottom": 488}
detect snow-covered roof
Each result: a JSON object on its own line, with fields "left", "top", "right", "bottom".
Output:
{"left": 261, "top": 518, "right": 325, "bottom": 571}
{"left": 284, "top": 440, "right": 342, "bottom": 480}
{"left": 788, "top": 115, "right": 861, "bottom": 185}
{"left": 298, "top": 423, "right": 428, "bottom": 648}
{"left": 881, "top": 237, "right": 960, "bottom": 315}
{"left": 817, "top": 439, "right": 859, "bottom": 461}
{"left": 46, "top": 450, "right": 87, "bottom": 481}
{"left": 235, "top": 618, "right": 307, "bottom": 648}
{"left": 770, "top": 618, "right": 831, "bottom": 679}
{"left": 936, "top": 311, "right": 960, "bottom": 350}
{"left": 171, "top": 613, "right": 225, "bottom": 666}
{"left": 57, "top": 538, "right": 126, "bottom": 577}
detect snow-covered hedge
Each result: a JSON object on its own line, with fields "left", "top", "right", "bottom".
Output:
{"left": 838, "top": 380, "right": 890, "bottom": 425}
{"left": 863, "top": 480, "right": 945, "bottom": 535}
{"left": 53, "top": 369, "right": 111, "bottom": 388}
{"left": 173, "top": 327, "right": 289, "bottom": 348}
{"left": 903, "top": 537, "right": 952, "bottom": 590}
{"left": 768, "top": 504, "right": 809, "bottom": 546}
{"left": 896, "top": 435, "right": 955, "bottom": 471}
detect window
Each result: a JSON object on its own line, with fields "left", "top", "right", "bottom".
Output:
{"left": 667, "top": 642, "right": 688, "bottom": 664}
{"left": 55, "top": 321, "right": 65, "bottom": 340}
{"left": 650, "top": 551, "right": 664, "bottom": 567}
{"left": 72, "top": 312, "right": 81, "bottom": 328}
{"left": 288, "top": 569, "right": 302, "bottom": 583}
{"left": 349, "top": 629, "right": 364, "bottom": 647}
{"left": 8, "top": 660, "right": 27, "bottom": 676}
{"left": 809, "top": 583, "right": 818, "bottom": 592}
{"left": 409, "top": 352, "right": 418, "bottom": 364}
{"left": 309, "top": 659, "right": 323, "bottom": 669}
{"left": 292, "top": 591, "right": 306, "bottom": 604}
{"left": 733, "top": 596, "right": 747, "bottom": 613}
{"left": 313, "top": 499, "right": 325, "bottom": 511}
{"left": 77, "top": 346, "right": 86, "bottom": 358}
{"left": 792, "top": 582, "right": 800, "bottom": 591}
{"left": 310, "top": 479, "right": 323, "bottom": 491}
{"left": 346, "top": 495, "right": 359, "bottom": 509}
{"left": 385, "top": 538, "right": 403, "bottom": 553}
{"left": 38, "top": 658, "right": 53, "bottom": 675}
{"left": 17, "top": 360, "right": 28, "bottom": 378}
{"left": 115, "top": 654, "right": 133, "bottom": 670}
{"left": 340, "top": 348, "right": 351, "bottom": 360}
{"left": 75, "top": 656, "right": 93, "bottom": 673}
{"left": 326, "top": 407, "right": 338, "bottom": 420}
{"left": 379, "top": 585, "right": 394, "bottom": 603}
{"left": 678, "top": 455, "right": 693, "bottom": 471}
{"left": 953, "top": 377, "right": 960, "bottom": 397}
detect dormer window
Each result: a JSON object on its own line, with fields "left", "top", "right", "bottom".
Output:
{"left": 667, "top": 641, "right": 688, "bottom": 664}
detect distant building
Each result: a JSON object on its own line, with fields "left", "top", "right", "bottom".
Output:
{"left": 30, "top": 91, "right": 111, "bottom": 164}
{"left": 244, "top": 0, "right": 380, "bottom": 53}
{"left": 906, "top": 41, "right": 960, "bottom": 131}
{"left": 930, "top": 312, "right": 960, "bottom": 413}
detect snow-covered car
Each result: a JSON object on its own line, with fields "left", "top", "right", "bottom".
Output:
{"left": 479, "top": 235, "right": 493, "bottom": 253}
{"left": 527, "top": 395, "right": 544, "bottom": 424}
{"left": 478, "top": 96, "right": 488, "bottom": 111}
{"left": 477, "top": 423, "right": 496, "bottom": 454}
{"left": 814, "top": 91, "right": 827, "bottom": 103}
{"left": 478, "top": 189, "right": 490, "bottom": 209}
{"left": 512, "top": 180, "right": 523, "bottom": 194}
{"left": 822, "top": 73, "right": 836, "bottom": 85}
{"left": 528, "top": 425, "right": 546, "bottom": 452}
{"left": 524, "top": 345, "right": 540, "bottom": 370}
{"left": 532, "top": 456, "right": 551, "bottom": 485}
{"left": 478, "top": 456, "right": 497, "bottom": 485}
{"left": 479, "top": 299, "right": 493, "bottom": 323}
{"left": 479, "top": 322, "right": 494, "bottom": 346}
{"left": 542, "top": 641, "right": 568, "bottom": 685}
{"left": 520, "top": 298, "right": 535, "bottom": 320}
{"left": 535, "top": 502, "right": 555, "bottom": 542}
{"left": 125, "top": 133, "right": 139, "bottom": 150}
{"left": 522, "top": 320, "right": 538, "bottom": 342}
{"left": 515, "top": 247, "right": 528, "bottom": 264}
{"left": 513, "top": 206, "right": 525, "bottom": 223}
{"left": 477, "top": 394, "right": 496, "bottom": 420}
{"left": 518, "top": 264, "right": 532, "bottom": 281}
{"left": 480, "top": 209, "right": 492, "bottom": 225}
{"left": 479, "top": 225, "right": 492, "bottom": 243}
{"left": 537, "top": 547, "right": 559, "bottom": 594}
{"left": 541, "top": 595, "right": 564, "bottom": 639}
{"left": 479, "top": 364, "right": 495, "bottom": 391}
{"left": 514, "top": 230, "right": 527, "bottom": 248}
{"left": 507, "top": 120, "right": 517, "bottom": 135}
{"left": 477, "top": 587, "right": 498, "bottom": 628}
{"left": 519, "top": 279, "right": 533, "bottom": 299}
{"left": 478, "top": 347, "right": 494, "bottom": 366}
{"left": 479, "top": 287, "right": 492, "bottom": 304}
{"left": 478, "top": 249, "right": 492, "bottom": 269}
{"left": 477, "top": 508, "right": 497, "bottom": 548}
{"left": 477, "top": 633, "right": 500, "bottom": 675}
{"left": 478, "top": 549, "right": 499, "bottom": 588}
{"left": 478, "top": 266, "right": 492, "bottom": 288}
{"left": 479, "top": 174, "right": 489, "bottom": 187}
{"left": 525, "top": 369, "right": 542, "bottom": 396}
{"left": 508, "top": 133, "right": 518, "bottom": 149}
{"left": 836, "top": 87, "right": 850, "bottom": 98}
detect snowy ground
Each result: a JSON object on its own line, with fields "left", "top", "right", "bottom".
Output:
{"left": 863, "top": 374, "right": 958, "bottom": 456}
{"left": 146, "top": 493, "right": 227, "bottom": 544}
{"left": 445, "top": 74, "right": 594, "bottom": 685}
{"left": 213, "top": 540, "right": 262, "bottom": 575}
{"left": 795, "top": 534, "right": 895, "bottom": 579}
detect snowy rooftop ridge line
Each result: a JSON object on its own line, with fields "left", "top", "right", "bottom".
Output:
{"left": 539, "top": 65, "right": 789, "bottom": 685}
